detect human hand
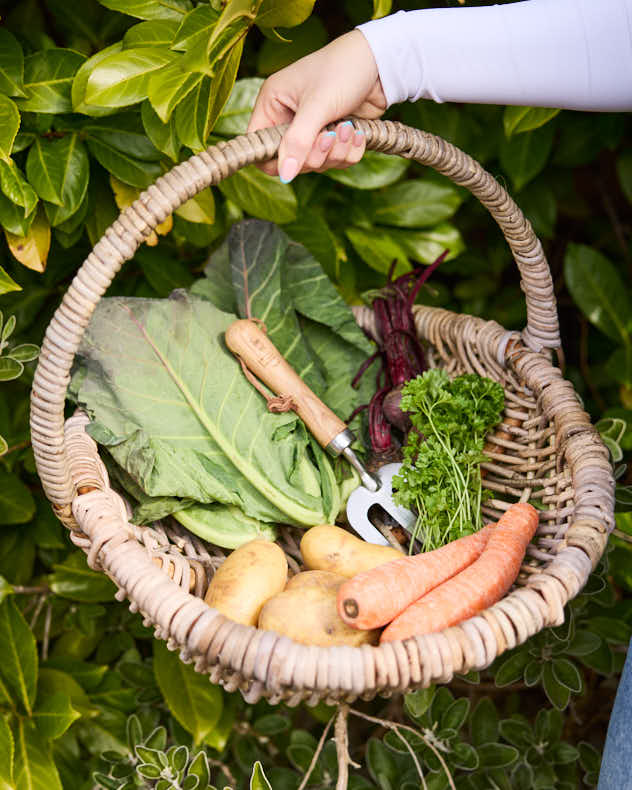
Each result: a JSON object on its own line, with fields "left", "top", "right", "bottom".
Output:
{"left": 246, "top": 30, "right": 387, "bottom": 183}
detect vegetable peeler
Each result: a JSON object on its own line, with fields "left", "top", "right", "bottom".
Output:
{"left": 225, "top": 319, "right": 417, "bottom": 546}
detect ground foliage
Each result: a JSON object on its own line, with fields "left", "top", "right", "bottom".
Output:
{"left": 0, "top": 0, "right": 630, "bottom": 787}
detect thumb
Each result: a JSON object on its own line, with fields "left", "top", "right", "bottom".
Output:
{"left": 277, "top": 101, "right": 332, "bottom": 183}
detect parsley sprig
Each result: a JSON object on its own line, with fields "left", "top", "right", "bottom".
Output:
{"left": 393, "top": 369, "right": 505, "bottom": 552}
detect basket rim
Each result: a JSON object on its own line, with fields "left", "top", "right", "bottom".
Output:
{"left": 60, "top": 305, "right": 613, "bottom": 704}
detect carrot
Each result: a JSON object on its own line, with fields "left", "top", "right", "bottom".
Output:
{"left": 337, "top": 525, "right": 494, "bottom": 630}
{"left": 380, "top": 502, "right": 538, "bottom": 643}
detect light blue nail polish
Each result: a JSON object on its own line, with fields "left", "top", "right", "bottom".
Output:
{"left": 279, "top": 176, "right": 292, "bottom": 184}
{"left": 354, "top": 129, "right": 365, "bottom": 135}
{"left": 325, "top": 131, "right": 336, "bottom": 136}
{"left": 342, "top": 120, "right": 354, "bottom": 126}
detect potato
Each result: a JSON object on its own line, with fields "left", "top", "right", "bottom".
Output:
{"left": 204, "top": 539, "right": 287, "bottom": 626}
{"left": 300, "top": 524, "right": 403, "bottom": 578}
{"left": 258, "top": 579, "right": 379, "bottom": 647}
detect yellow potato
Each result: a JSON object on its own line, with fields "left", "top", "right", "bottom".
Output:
{"left": 286, "top": 570, "right": 346, "bottom": 593}
{"left": 258, "top": 581, "right": 379, "bottom": 647}
{"left": 300, "top": 524, "right": 403, "bottom": 578}
{"left": 204, "top": 539, "right": 287, "bottom": 626}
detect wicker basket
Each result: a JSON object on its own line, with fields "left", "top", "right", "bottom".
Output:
{"left": 30, "top": 120, "right": 615, "bottom": 705}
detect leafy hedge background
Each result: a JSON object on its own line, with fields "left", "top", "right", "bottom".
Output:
{"left": 0, "top": 0, "right": 630, "bottom": 788}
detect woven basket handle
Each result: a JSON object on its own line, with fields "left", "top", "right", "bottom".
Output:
{"left": 30, "top": 119, "right": 560, "bottom": 512}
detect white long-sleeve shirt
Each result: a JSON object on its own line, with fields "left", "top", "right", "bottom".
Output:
{"left": 357, "top": 0, "right": 632, "bottom": 111}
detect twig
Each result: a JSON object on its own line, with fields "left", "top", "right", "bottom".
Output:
{"left": 42, "top": 601, "right": 53, "bottom": 661}
{"left": 29, "top": 594, "right": 46, "bottom": 630}
{"left": 13, "top": 585, "right": 49, "bottom": 595}
{"left": 348, "top": 707, "right": 456, "bottom": 790}
{"left": 2, "top": 440, "right": 31, "bottom": 456}
{"left": 334, "top": 705, "right": 360, "bottom": 790}
{"left": 297, "top": 711, "right": 336, "bottom": 790}
{"left": 207, "top": 758, "right": 237, "bottom": 789}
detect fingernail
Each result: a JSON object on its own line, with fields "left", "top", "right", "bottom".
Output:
{"left": 339, "top": 122, "right": 353, "bottom": 143}
{"left": 353, "top": 129, "right": 365, "bottom": 147}
{"left": 279, "top": 157, "right": 299, "bottom": 183}
{"left": 319, "top": 131, "right": 336, "bottom": 152}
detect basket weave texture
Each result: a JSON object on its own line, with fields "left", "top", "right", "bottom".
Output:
{"left": 30, "top": 120, "right": 615, "bottom": 704}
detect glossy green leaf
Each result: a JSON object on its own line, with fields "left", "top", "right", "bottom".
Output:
{"left": 0, "top": 29, "right": 25, "bottom": 98}
{"left": 12, "top": 719, "right": 63, "bottom": 790}
{"left": 249, "top": 761, "right": 273, "bottom": 790}
{"left": 153, "top": 640, "right": 223, "bottom": 746}
{"left": 42, "top": 658, "right": 107, "bottom": 691}
{"left": 83, "top": 113, "right": 161, "bottom": 161}
{"left": 371, "top": 179, "right": 462, "bottom": 228}
{"left": 218, "top": 165, "right": 297, "bottom": 223}
{"left": 504, "top": 106, "right": 561, "bottom": 137}
{"left": 0, "top": 598, "right": 37, "bottom": 715}
{"left": 346, "top": 225, "right": 409, "bottom": 275}
{"left": 12, "top": 134, "right": 34, "bottom": 155}
{"left": 97, "top": 0, "right": 192, "bottom": 21}
{"left": 172, "top": 4, "right": 220, "bottom": 53}
{"left": 175, "top": 189, "right": 215, "bottom": 224}
{"left": 134, "top": 246, "right": 195, "bottom": 296}
{"left": 256, "top": 16, "right": 327, "bottom": 76}
{"left": 204, "top": 0, "right": 261, "bottom": 70}
{"left": 499, "top": 122, "right": 555, "bottom": 191}
{"left": 72, "top": 41, "right": 124, "bottom": 116}
{"left": 85, "top": 172, "right": 118, "bottom": 246}
{"left": 123, "top": 19, "right": 180, "bottom": 48}
{"left": 284, "top": 208, "right": 339, "bottom": 279}
{"left": 0, "top": 191, "right": 35, "bottom": 236}
{"left": 0, "top": 160, "right": 38, "bottom": 216}
{"left": 26, "top": 134, "right": 89, "bottom": 212}
{"left": 617, "top": 149, "right": 632, "bottom": 205}
{"left": 372, "top": 0, "right": 392, "bottom": 18}
{"left": 85, "top": 47, "right": 175, "bottom": 108}
{"left": 0, "top": 267, "right": 21, "bottom": 296}
{"left": 17, "top": 49, "right": 85, "bottom": 114}
{"left": 0, "top": 716, "right": 14, "bottom": 790}
{"left": 86, "top": 136, "right": 161, "bottom": 188}
{"left": 33, "top": 693, "right": 81, "bottom": 740}
{"left": 0, "top": 466, "right": 36, "bottom": 523}
{"left": 141, "top": 100, "right": 180, "bottom": 160}
{"left": 147, "top": 60, "right": 202, "bottom": 122}
{"left": 0, "top": 96, "right": 20, "bottom": 163}
{"left": 214, "top": 77, "right": 263, "bottom": 136}
{"left": 49, "top": 550, "right": 117, "bottom": 602}
{"left": 325, "top": 150, "right": 409, "bottom": 189}
{"left": 564, "top": 243, "right": 632, "bottom": 343}
{"left": 257, "top": 0, "right": 315, "bottom": 28}
{"left": 390, "top": 222, "right": 464, "bottom": 263}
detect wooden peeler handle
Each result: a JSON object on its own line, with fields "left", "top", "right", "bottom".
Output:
{"left": 225, "top": 319, "right": 347, "bottom": 449}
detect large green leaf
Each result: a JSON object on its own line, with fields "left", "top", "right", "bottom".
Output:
{"left": 345, "top": 225, "right": 409, "bottom": 275}
{"left": 564, "top": 243, "right": 632, "bottom": 343}
{"left": 141, "top": 100, "right": 180, "bottom": 160}
{"left": 0, "top": 716, "right": 14, "bottom": 790}
{"left": 504, "top": 106, "right": 561, "bottom": 137}
{"left": 204, "top": 0, "right": 261, "bottom": 71}
{"left": 214, "top": 77, "right": 263, "bottom": 136}
{"left": 70, "top": 291, "right": 338, "bottom": 525}
{"left": 218, "top": 165, "right": 297, "bottom": 223}
{"left": 0, "top": 598, "right": 37, "bottom": 715}
{"left": 0, "top": 191, "right": 35, "bottom": 237}
{"left": 17, "top": 49, "right": 85, "bottom": 114}
{"left": 85, "top": 47, "right": 175, "bottom": 108}
{"left": 370, "top": 179, "right": 462, "bottom": 228}
{"left": 0, "top": 267, "right": 21, "bottom": 296}
{"left": 32, "top": 693, "right": 81, "bottom": 740}
{"left": 0, "top": 467, "right": 36, "bottom": 524}
{"left": 171, "top": 5, "right": 220, "bottom": 54}
{"left": 26, "top": 135, "right": 89, "bottom": 211}
{"left": 0, "top": 29, "right": 25, "bottom": 98}
{"left": 153, "top": 639, "right": 223, "bottom": 746}
{"left": 86, "top": 136, "right": 161, "bottom": 188}
{"left": 97, "top": 0, "right": 192, "bottom": 21}
{"left": 257, "top": 0, "right": 315, "bottom": 28}
{"left": 0, "top": 160, "right": 38, "bottom": 216}
{"left": 284, "top": 208, "right": 339, "bottom": 279}
{"left": 12, "top": 719, "right": 63, "bottom": 790}
{"left": 499, "top": 122, "right": 555, "bottom": 191}
{"left": 390, "top": 222, "right": 464, "bottom": 263}
{"left": 123, "top": 19, "right": 180, "bottom": 48}
{"left": 49, "top": 551, "right": 117, "bottom": 602}
{"left": 83, "top": 113, "right": 161, "bottom": 161}
{"left": 72, "top": 41, "right": 124, "bottom": 116}
{"left": 325, "top": 150, "right": 409, "bottom": 190}
{"left": 0, "top": 97, "right": 20, "bottom": 163}
{"left": 257, "top": 17, "right": 327, "bottom": 76}
{"left": 147, "top": 60, "right": 202, "bottom": 122}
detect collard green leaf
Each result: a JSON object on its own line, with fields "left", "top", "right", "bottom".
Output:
{"left": 325, "top": 150, "right": 409, "bottom": 190}
{"left": 249, "top": 761, "right": 273, "bottom": 790}
{"left": 97, "top": 0, "right": 192, "bottom": 21}
{"left": 504, "top": 106, "right": 560, "bottom": 137}
{"left": 141, "top": 100, "right": 180, "bottom": 160}
{"left": 71, "top": 292, "right": 337, "bottom": 526}
{"left": 173, "top": 504, "right": 276, "bottom": 548}
{"left": 26, "top": 134, "right": 89, "bottom": 211}
{"left": 17, "top": 49, "right": 85, "bottom": 114}
{"left": 0, "top": 598, "right": 37, "bottom": 715}
{"left": 0, "top": 466, "right": 36, "bottom": 523}
{"left": 564, "top": 243, "right": 632, "bottom": 343}
{"left": 85, "top": 47, "right": 175, "bottom": 108}
{"left": 49, "top": 551, "right": 117, "bottom": 602}
{"left": 0, "top": 160, "right": 38, "bottom": 216}
{"left": 370, "top": 179, "right": 462, "bottom": 228}
{"left": 13, "top": 719, "right": 63, "bottom": 790}
{"left": 0, "top": 715, "right": 14, "bottom": 789}
{"left": 499, "top": 122, "right": 555, "bottom": 191}
{"left": 214, "top": 77, "right": 263, "bottom": 136}
{"left": 123, "top": 19, "right": 180, "bottom": 48}
{"left": 0, "top": 29, "right": 25, "bottom": 98}
{"left": 153, "top": 639, "right": 223, "bottom": 746}
{"left": 0, "top": 96, "right": 20, "bottom": 163}
{"left": 32, "top": 693, "right": 81, "bottom": 740}
{"left": 0, "top": 267, "right": 21, "bottom": 296}
{"left": 218, "top": 165, "right": 297, "bottom": 223}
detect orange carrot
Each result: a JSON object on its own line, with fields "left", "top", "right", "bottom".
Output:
{"left": 380, "top": 502, "right": 538, "bottom": 643}
{"left": 337, "top": 525, "right": 494, "bottom": 630}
